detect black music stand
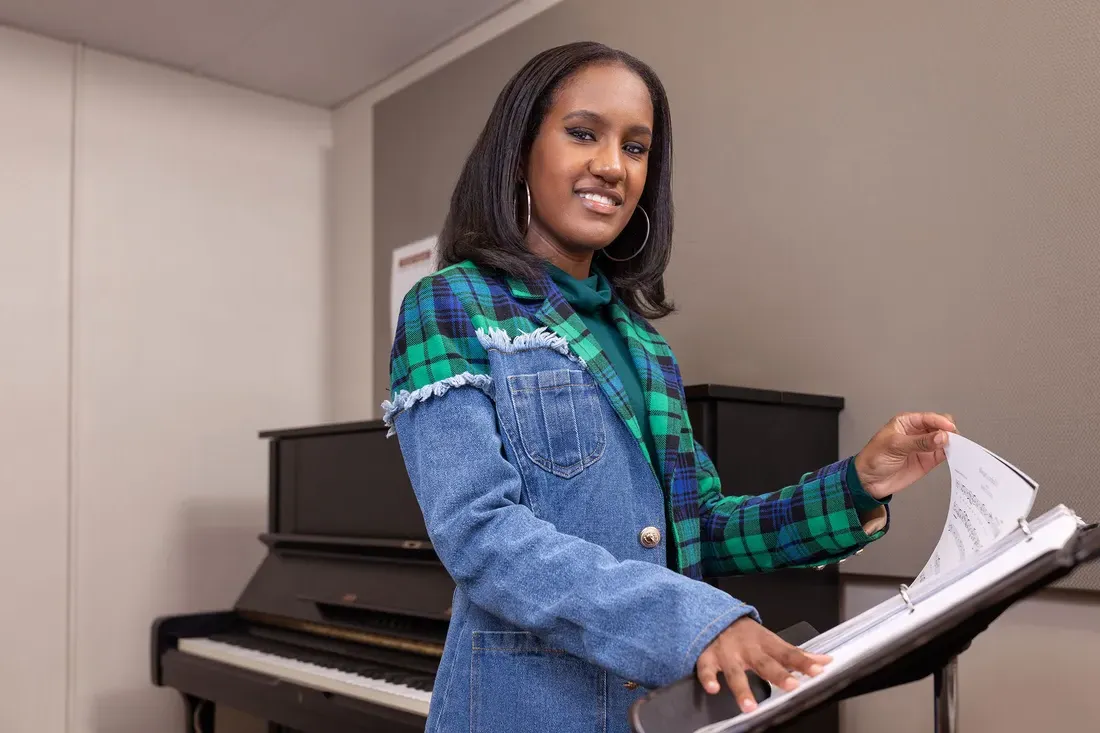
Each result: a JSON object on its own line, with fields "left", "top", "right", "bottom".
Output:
{"left": 629, "top": 519, "right": 1100, "bottom": 733}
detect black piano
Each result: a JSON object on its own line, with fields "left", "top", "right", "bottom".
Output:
{"left": 151, "top": 418, "right": 449, "bottom": 732}
{"left": 151, "top": 385, "right": 846, "bottom": 733}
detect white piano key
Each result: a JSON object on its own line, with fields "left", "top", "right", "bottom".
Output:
{"left": 177, "top": 637, "right": 431, "bottom": 717}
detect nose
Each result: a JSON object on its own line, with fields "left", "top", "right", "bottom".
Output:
{"left": 589, "top": 143, "right": 625, "bottom": 184}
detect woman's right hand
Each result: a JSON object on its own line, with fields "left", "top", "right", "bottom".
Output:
{"left": 696, "top": 617, "right": 832, "bottom": 713}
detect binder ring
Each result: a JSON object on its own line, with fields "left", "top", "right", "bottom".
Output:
{"left": 898, "top": 583, "right": 916, "bottom": 613}
{"left": 1018, "top": 517, "right": 1033, "bottom": 541}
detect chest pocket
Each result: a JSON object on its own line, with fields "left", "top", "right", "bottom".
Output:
{"left": 507, "top": 368, "right": 605, "bottom": 479}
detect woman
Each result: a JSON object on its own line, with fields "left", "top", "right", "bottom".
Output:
{"left": 383, "top": 41, "right": 955, "bottom": 733}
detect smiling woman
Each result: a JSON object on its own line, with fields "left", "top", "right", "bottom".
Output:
{"left": 524, "top": 66, "right": 653, "bottom": 265}
{"left": 437, "top": 41, "right": 674, "bottom": 319}
{"left": 385, "top": 40, "right": 957, "bottom": 733}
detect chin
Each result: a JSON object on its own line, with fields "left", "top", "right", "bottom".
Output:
{"left": 563, "top": 224, "right": 625, "bottom": 252}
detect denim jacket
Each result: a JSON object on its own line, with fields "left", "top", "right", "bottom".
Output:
{"left": 383, "top": 260, "right": 888, "bottom": 733}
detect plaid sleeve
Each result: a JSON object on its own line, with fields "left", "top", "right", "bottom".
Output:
{"left": 694, "top": 437, "right": 890, "bottom": 577}
{"left": 381, "top": 274, "right": 492, "bottom": 434}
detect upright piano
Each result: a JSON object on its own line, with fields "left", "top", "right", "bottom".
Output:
{"left": 151, "top": 417, "right": 448, "bottom": 732}
{"left": 151, "top": 384, "right": 845, "bottom": 733}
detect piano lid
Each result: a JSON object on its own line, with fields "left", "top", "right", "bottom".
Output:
{"left": 235, "top": 546, "right": 454, "bottom": 653}
{"left": 261, "top": 418, "right": 430, "bottom": 544}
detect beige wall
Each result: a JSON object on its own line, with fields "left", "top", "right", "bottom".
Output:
{"left": 328, "top": 90, "right": 375, "bottom": 422}
{"left": 355, "top": 0, "right": 1100, "bottom": 731}
{"left": 0, "top": 25, "right": 330, "bottom": 733}
{"left": 0, "top": 26, "right": 73, "bottom": 733}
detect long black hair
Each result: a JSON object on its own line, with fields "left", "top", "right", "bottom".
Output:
{"left": 437, "top": 41, "right": 676, "bottom": 320}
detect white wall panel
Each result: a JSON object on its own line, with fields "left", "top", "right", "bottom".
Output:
{"left": 0, "top": 26, "right": 74, "bottom": 733}
{"left": 70, "top": 48, "right": 330, "bottom": 732}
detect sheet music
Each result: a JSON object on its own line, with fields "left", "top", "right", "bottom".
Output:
{"left": 693, "top": 505, "right": 1082, "bottom": 733}
{"left": 911, "top": 433, "right": 1037, "bottom": 587}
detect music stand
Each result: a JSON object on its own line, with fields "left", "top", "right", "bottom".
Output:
{"left": 629, "top": 518, "right": 1100, "bottom": 733}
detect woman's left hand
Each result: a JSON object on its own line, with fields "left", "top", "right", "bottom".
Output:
{"left": 854, "top": 412, "right": 958, "bottom": 500}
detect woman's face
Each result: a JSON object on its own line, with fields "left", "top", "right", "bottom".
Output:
{"left": 524, "top": 62, "right": 654, "bottom": 261}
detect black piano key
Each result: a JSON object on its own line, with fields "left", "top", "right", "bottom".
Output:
{"left": 332, "top": 658, "right": 382, "bottom": 677}
{"left": 349, "top": 663, "right": 387, "bottom": 678}
{"left": 202, "top": 630, "right": 434, "bottom": 690}
{"left": 247, "top": 623, "right": 442, "bottom": 676}
{"left": 405, "top": 676, "right": 434, "bottom": 692}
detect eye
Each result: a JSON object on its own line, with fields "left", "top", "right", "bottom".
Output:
{"left": 566, "top": 127, "right": 595, "bottom": 141}
{"left": 624, "top": 142, "right": 648, "bottom": 156}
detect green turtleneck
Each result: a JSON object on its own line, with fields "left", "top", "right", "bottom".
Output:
{"left": 546, "top": 263, "right": 662, "bottom": 480}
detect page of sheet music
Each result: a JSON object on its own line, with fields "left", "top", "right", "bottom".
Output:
{"left": 911, "top": 433, "right": 1038, "bottom": 587}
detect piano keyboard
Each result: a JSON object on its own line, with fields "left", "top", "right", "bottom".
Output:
{"left": 178, "top": 636, "right": 432, "bottom": 717}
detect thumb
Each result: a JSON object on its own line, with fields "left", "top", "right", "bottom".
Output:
{"left": 895, "top": 430, "right": 947, "bottom": 455}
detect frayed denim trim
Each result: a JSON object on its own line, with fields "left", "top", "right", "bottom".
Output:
{"left": 381, "top": 372, "right": 493, "bottom": 436}
{"left": 476, "top": 326, "right": 585, "bottom": 367}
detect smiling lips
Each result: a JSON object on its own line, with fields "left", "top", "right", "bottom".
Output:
{"left": 576, "top": 189, "right": 622, "bottom": 215}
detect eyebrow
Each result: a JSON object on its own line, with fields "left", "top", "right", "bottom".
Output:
{"left": 563, "top": 109, "right": 652, "bottom": 138}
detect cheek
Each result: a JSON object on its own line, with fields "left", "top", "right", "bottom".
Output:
{"left": 627, "top": 163, "right": 648, "bottom": 202}
{"left": 531, "top": 139, "right": 586, "bottom": 187}
{"left": 531, "top": 164, "right": 584, "bottom": 218}
{"left": 537, "top": 160, "right": 582, "bottom": 195}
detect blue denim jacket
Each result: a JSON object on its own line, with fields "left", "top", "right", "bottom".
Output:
{"left": 384, "top": 261, "right": 888, "bottom": 733}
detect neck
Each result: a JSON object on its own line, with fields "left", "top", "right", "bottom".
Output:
{"left": 525, "top": 221, "right": 593, "bottom": 280}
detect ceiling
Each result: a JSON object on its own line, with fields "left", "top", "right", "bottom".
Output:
{"left": 0, "top": 0, "right": 518, "bottom": 107}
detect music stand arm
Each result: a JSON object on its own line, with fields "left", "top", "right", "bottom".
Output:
{"left": 933, "top": 656, "right": 959, "bottom": 733}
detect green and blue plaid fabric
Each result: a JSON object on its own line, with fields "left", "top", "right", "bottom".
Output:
{"left": 386, "top": 260, "right": 885, "bottom": 580}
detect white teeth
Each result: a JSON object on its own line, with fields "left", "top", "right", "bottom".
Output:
{"left": 579, "top": 192, "right": 616, "bottom": 206}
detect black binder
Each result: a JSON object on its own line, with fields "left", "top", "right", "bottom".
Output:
{"left": 630, "top": 507, "right": 1100, "bottom": 733}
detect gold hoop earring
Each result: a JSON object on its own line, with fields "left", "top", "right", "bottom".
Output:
{"left": 602, "top": 205, "right": 650, "bottom": 262}
{"left": 515, "top": 180, "right": 531, "bottom": 233}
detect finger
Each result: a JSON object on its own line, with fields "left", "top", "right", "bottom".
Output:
{"left": 919, "top": 446, "right": 948, "bottom": 471}
{"left": 773, "top": 643, "right": 831, "bottom": 677}
{"left": 895, "top": 430, "right": 948, "bottom": 454}
{"left": 696, "top": 652, "right": 723, "bottom": 694}
{"left": 900, "top": 412, "right": 957, "bottom": 434}
{"left": 749, "top": 650, "right": 799, "bottom": 691}
{"left": 721, "top": 661, "right": 758, "bottom": 713}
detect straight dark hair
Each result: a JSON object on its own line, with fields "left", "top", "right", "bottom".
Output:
{"left": 437, "top": 41, "right": 676, "bottom": 320}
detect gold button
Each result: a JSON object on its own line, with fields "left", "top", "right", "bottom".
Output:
{"left": 639, "top": 526, "right": 661, "bottom": 548}
{"left": 624, "top": 681, "right": 639, "bottom": 690}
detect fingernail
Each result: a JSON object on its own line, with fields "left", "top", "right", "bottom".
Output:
{"left": 809, "top": 664, "right": 824, "bottom": 676}
{"left": 742, "top": 698, "right": 757, "bottom": 712}
{"left": 935, "top": 431, "right": 946, "bottom": 445}
{"left": 706, "top": 681, "right": 719, "bottom": 693}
